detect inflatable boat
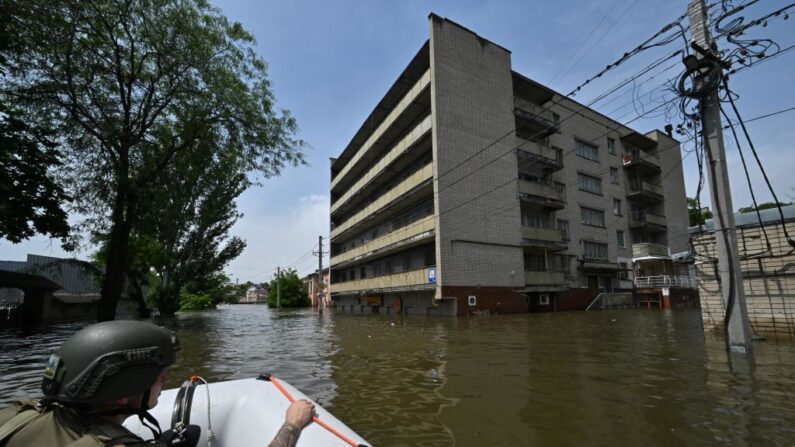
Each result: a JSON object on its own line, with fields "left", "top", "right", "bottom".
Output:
{"left": 124, "top": 374, "right": 370, "bottom": 447}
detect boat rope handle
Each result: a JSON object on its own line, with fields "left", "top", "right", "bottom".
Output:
{"left": 261, "top": 374, "right": 366, "bottom": 447}
{"left": 189, "top": 375, "right": 216, "bottom": 447}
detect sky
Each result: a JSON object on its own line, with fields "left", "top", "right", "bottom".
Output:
{"left": 2, "top": 0, "right": 793, "bottom": 282}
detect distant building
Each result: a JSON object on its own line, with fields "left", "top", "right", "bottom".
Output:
{"left": 0, "top": 254, "right": 103, "bottom": 325}
{"left": 691, "top": 205, "right": 795, "bottom": 339}
{"left": 328, "top": 15, "right": 689, "bottom": 316}
{"left": 303, "top": 268, "right": 330, "bottom": 308}
{"left": 241, "top": 286, "right": 267, "bottom": 303}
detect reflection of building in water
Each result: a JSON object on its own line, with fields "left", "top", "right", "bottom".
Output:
{"left": 692, "top": 205, "right": 795, "bottom": 339}
{"left": 328, "top": 15, "right": 689, "bottom": 317}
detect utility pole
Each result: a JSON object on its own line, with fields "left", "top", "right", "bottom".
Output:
{"left": 276, "top": 266, "right": 281, "bottom": 309}
{"left": 316, "top": 235, "right": 324, "bottom": 314}
{"left": 687, "top": 0, "right": 752, "bottom": 354}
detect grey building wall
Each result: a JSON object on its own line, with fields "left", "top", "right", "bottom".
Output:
{"left": 647, "top": 130, "right": 688, "bottom": 254}
{"left": 429, "top": 14, "right": 524, "bottom": 290}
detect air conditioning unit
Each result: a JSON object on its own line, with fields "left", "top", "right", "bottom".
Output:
{"left": 539, "top": 294, "right": 550, "bottom": 305}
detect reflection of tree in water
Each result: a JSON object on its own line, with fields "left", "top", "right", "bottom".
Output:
{"left": 328, "top": 315, "right": 457, "bottom": 447}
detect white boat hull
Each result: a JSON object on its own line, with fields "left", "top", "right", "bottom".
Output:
{"left": 124, "top": 377, "right": 369, "bottom": 447}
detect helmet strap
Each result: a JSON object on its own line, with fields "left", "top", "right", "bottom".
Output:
{"left": 138, "top": 390, "right": 162, "bottom": 439}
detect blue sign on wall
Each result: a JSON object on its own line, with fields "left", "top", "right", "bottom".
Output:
{"left": 428, "top": 268, "right": 436, "bottom": 284}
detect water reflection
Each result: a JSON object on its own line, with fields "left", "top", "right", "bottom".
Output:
{"left": 1, "top": 307, "right": 794, "bottom": 446}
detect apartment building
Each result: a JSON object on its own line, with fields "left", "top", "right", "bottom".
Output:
{"left": 329, "top": 15, "right": 688, "bottom": 316}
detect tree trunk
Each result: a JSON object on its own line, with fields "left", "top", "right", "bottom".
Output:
{"left": 98, "top": 167, "right": 133, "bottom": 321}
{"left": 130, "top": 276, "right": 151, "bottom": 318}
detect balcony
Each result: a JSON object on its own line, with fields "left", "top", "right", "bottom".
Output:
{"left": 513, "top": 97, "right": 559, "bottom": 141}
{"left": 518, "top": 180, "right": 565, "bottom": 209}
{"left": 332, "top": 70, "right": 431, "bottom": 191}
{"left": 622, "top": 149, "right": 661, "bottom": 173}
{"left": 629, "top": 211, "right": 667, "bottom": 231}
{"left": 331, "top": 215, "right": 435, "bottom": 267}
{"left": 331, "top": 164, "right": 433, "bottom": 240}
{"left": 521, "top": 226, "right": 567, "bottom": 250}
{"left": 525, "top": 271, "right": 566, "bottom": 286}
{"left": 516, "top": 139, "right": 562, "bottom": 173}
{"left": 632, "top": 243, "right": 669, "bottom": 258}
{"left": 331, "top": 268, "right": 434, "bottom": 295}
{"left": 331, "top": 115, "right": 432, "bottom": 216}
{"left": 634, "top": 275, "right": 697, "bottom": 289}
{"left": 626, "top": 180, "right": 664, "bottom": 204}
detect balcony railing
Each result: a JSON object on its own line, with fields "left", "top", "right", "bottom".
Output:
{"left": 632, "top": 243, "right": 669, "bottom": 258}
{"left": 522, "top": 226, "right": 563, "bottom": 242}
{"left": 518, "top": 180, "right": 565, "bottom": 208}
{"left": 331, "top": 164, "right": 433, "bottom": 239}
{"left": 516, "top": 140, "right": 562, "bottom": 171}
{"left": 627, "top": 179, "right": 664, "bottom": 203}
{"left": 622, "top": 149, "right": 660, "bottom": 171}
{"left": 525, "top": 271, "right": 566, "bottom": 285}
{"left": 332, "top": 268, "right": 434, "bottom": 294}
{"left": 332, "top": 70, "right": 431, "bottom": 190}
{"left": 629, "top": 211, "right": 667, "bottom": 229}
{"left": 331, "top": 215, "right": 435, "bottom": 267}
{"left": 513, "top": 98, "right": 559, "bottom": 140}
{"left": 634, "top": 275, "right": 697, "bottom": 289}
{"left": 332, "top": 115, "right": 432, "bottom": 215}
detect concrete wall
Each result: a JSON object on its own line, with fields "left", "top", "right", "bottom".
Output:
{"left": 694, "top": 221, "right": 795, "bottom": 340}
{"left": 429, "top": 14, "right": 524, "bottom": 291}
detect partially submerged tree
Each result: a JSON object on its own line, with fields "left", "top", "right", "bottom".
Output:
{"left": 266, "top": 269, "right": 310, "bottom": 308}
{"left": 5, "top": 0, "right": 304, "bottom": 320}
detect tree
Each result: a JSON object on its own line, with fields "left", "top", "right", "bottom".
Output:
{"left": 0, "top": 1, "right": 69, "bottom": 243}
{"left": 266, "top": 269, "right": 310, "bottom": 308}
{"left": 687, "top": 197, "right": 713, "bottom": 226}
{"left": 738, "top": 201, "right": 792, "bottom": 214}
{"left": 5, "top": 1, "right": 305, "bottom": 320}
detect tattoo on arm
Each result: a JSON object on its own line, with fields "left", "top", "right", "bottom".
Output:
{"left": 268, "top": 422, "right": 301, "bottom": 447}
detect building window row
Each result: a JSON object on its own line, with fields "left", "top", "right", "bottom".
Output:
{"left": 333, "top": 246, "right": 435, "bottom": 283}
{"left": 334, "top": 198, "right": 434, "bottom": 255}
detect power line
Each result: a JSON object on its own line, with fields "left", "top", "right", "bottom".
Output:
{"left": 722, "top": 105, "right": 795, "bottom": 128}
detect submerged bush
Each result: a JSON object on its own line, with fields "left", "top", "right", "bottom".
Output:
{"left": 179, "top": 292, "right": 215, "bottom": 311}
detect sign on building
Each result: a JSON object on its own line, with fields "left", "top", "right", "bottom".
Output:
{"left": 428, "top": 268, "right": 436, "bottom": 284}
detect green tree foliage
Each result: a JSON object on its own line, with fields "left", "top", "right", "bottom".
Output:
{"left": 179, "top": 291, "right": 214, "bottom": 311}
{"left": 0, "top": 2, "right": 69, "bottom": 243}
{"left": 266, "top": 269, "right": 310, "bottom": 308}
{"left": 4, "top": 0, "right": 305, "bottom": 320}
{"left": 687, "top": 197, "right": 713, "bottom": 226}
{"left": 738, "top": 202, "right": 792, "bottom": 213}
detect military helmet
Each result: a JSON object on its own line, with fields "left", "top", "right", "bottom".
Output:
{"left": 41, "top": 320, "right": 178, "bottom": 404}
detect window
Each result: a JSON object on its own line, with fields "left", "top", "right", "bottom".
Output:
{"left": 617, "top": 262, "right": 629, "bottom": 280}
{"left": 607, "top": 138, "right": 616, "bottom": 154}
{"left": 584, "top": 241, "right": 608, "bottom": 260}
{"left": 539, "top": 294, "right": 550, "bottom": 305}
{"left": 613, "top": 198, "right": 622, "bottom": 216}
{"left": 617, "top": 230, "right": 626, "bottom": 248}
{"left": 552, "top": 112, "right": 560, "bottom": 124}
{"left": 523, "top": 214, "right": 546, "bottom": 228}
{"left": 424, "top": 249, "right": 436, "bottom": 267}
{"left": 402, "top": 256, "right": 411, "bottom": 271}
{"left": 554, "top": 181, "right": 567, "bottom": 203}
{"left": 374, "top": 262, "right": 382, "bottom": 276}
{"left": 578, "top": 173, "right": 602, "bottom": 194}
{"left": 524, "top": 254, "right": 546, "bottom": 271}
{"left": 581, "top": 206, "right": 605, "bottom": 227}
{"left": 360, "top": 267, "right": 367, "bottom": 279}
{"left": 385, "top": 260, "right": 393, "bottom": 274}
{"left": 575, "top": 139, "right": 598, "bottom": 161}
{"left": 557, "top": 219, "right": 570, "bottom": 241}
{"left": 609, "top": 167, "right": 619, "bottom": 184}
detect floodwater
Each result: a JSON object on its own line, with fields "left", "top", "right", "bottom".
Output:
{"left": 2, "top": 306, "right": 795, "bottom": 446}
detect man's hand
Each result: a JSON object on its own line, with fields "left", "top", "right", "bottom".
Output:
{"left": 285, "top": 400, "right": 315, "bottom": 428}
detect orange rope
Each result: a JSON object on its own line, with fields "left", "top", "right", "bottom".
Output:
{"left": 269, "top": 376, "right": 361, "bottom": 447}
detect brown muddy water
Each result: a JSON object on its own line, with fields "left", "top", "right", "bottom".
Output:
{"left": 1, "top": 306, "right": 794, "bottom": 446}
